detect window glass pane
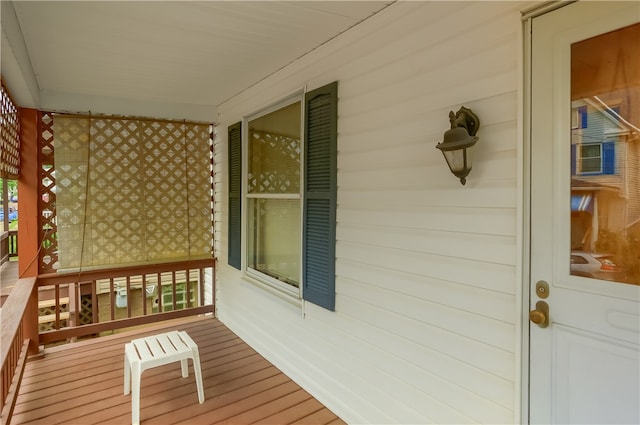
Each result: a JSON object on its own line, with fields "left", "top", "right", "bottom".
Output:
{"left": 581, "top": 144, "right": 600, "bottom": 158}
{"left": 247, "top": 198, "right": 300, "bottom": 287}
{"left": 580, "top": 144, "right": 601, "bottom": 173}
{"left": 570, "top": 23, "right": 640, "bottom": 286}
{"left": 248, "top": 102, "right": 301, "bottom": 194}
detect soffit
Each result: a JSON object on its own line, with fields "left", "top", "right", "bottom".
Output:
{"left": 9, "top": 1, "right": 392, "bottom": 109}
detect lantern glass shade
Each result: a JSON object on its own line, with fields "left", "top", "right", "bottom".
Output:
{"left": 436, "top": 132, "right": 478, "bottom": 185}
{"left": 442, "top": 144, "right": 474, "bottom": 177}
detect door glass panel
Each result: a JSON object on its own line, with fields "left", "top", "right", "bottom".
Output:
{"left": 570, "top": 23, "right": 640, "bottom": 285}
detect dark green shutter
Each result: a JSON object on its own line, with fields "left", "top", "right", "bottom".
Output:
{"left": 228, "top": 122, "right": 242, "bottom": 269}
{"left": 303, "top": 82, "right": 337, "bottom": 310}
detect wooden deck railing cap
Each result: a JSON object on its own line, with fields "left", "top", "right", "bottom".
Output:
{"left": 0, "top": 277, "right": 37, "bottom": 364}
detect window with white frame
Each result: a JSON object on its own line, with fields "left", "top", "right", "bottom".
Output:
{"left": 246, "top": 100, "right": 302, "bottom": 289}
{"left": 580, "top": 143, "right": 602, "bottom": 173}
{"left": 227, "top": 82, "right": 338, "bottom": 310}
{"left": 577, "top": 141, "right": 616, "bottom": 175}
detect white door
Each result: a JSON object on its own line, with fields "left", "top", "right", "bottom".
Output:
{"left": 530, "top": 2, "right": 640, "bottom": 424}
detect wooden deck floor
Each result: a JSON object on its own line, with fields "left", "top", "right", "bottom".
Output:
{"left": 11, "top": 316, "right": 345, "bottom": 425}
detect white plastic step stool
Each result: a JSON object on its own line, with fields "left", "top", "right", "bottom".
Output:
{"left": 124, "top": 330, "right": 204, "bottom": 425}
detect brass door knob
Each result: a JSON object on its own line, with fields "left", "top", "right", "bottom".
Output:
{"left": 529, "top": 301, "right": 549, "bottom": 328}
{"left": 529, "top": 310, "right": 546, "bottom": 324}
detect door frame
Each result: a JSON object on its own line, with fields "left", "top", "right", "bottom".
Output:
{"left": 522, "top": 2, "right": 640, "bottom": 423}
{"left": 520, "top": 2, "right": 580, "bottom": 423}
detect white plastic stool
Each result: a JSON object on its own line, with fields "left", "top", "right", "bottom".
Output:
{"left": 124, "top": 330, "right": 204, "bottom": 425}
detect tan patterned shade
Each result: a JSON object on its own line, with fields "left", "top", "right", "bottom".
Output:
{"left": 1, "top": 82, "right": 20, "bottom": 179}
{"left": 54, "top": 114, "right": 212, "bottom": 271}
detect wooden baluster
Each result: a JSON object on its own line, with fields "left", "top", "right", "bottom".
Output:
{"left": 109, "top": 278, "right": 115, "bottom": 321}
{"left": 142, "top": 275, "right": 147, "bottom": 316}
{"left": 172, "top": 271, "right": 177, "bottom": 311}
{"left": 126, "top": 276, "right": 132, "bottom": 318}
{"left": 185, "top": 269, "right": 191, "bottom": 308}
{"left": 157, "top": 272, "right": 162, "bottom": 312}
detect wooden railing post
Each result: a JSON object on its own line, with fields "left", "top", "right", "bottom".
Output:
{"left": 23, "top": 281, "right": 39, "bottom": 356}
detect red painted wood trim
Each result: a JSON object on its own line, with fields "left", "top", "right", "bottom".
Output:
{"left": 17, "top": 108, "right": 39, "bottom": 279}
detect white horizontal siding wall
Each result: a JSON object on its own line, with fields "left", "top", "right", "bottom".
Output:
{"left": 214, "top": 2, "right": 531, "bottom": 423}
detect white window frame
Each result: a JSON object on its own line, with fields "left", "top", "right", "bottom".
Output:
{"left": 579, "top": 142, "right": 603, "bottom": 174}
{"left": 242, "top": 93, "right": 305, "bottom": 298}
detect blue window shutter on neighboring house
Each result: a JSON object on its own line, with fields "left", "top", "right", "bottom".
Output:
{"left": 571, "top": 144, "right": 576, "bottom": 175}
{"left": 303, "top": 82, "right": 338, "bottom": 311}
{"left": 579, "top": 106, "right": 587, "bottom": 128}
{"left": 602, "top": 141, "right": 615, "bottom": 175}
{"left": 228, "top": 122, "right": 242, "bottom": 269}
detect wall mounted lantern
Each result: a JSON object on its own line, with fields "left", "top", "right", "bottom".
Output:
{"left": 435, "top": 106, "right": 480, "bottom": 185}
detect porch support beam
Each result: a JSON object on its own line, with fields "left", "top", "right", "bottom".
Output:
{"left": 17, "top": 108, "right": 39, "bottom": 278}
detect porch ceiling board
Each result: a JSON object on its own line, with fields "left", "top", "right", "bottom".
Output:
{"left": 10, "top": 316, "right": 345, "bottom": 425}
{"left": 4, "top": 1, "right": 392, "bottom": 120}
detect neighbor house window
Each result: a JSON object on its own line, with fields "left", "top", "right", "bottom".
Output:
{"left": 580, "top": 143, "right": 602, "bottom": 173}
{"left": 578, "top": 142, "right": 616, "bottom": 175}
{"left": 228, "top": 82, "right": 338, "bottom": 310}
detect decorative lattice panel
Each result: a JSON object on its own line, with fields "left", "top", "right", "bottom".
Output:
{"left": 187, "top": 124, "right": 214, "bottom": 257}
{"left": 53, "top": 115, "right": 213, "bottom": 269}
{"left": 79, "top": 294, "right": 93, "bottom": 325}
{"left": 39, "top": 112, "right": 58, "bottom": 273}
{"left": 141, "top": 120, "right": 190, "bottom": 261}
{"left": 38, "top": 303, "right": 69, "bottom": 332}
{"left": 55, "top": 116, "right": 91, "bottom": 267}
{"left": 0, "top": 82, "right": 20, "bottom": 179}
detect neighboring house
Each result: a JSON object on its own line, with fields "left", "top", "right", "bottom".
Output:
{"left": 571, "top": 97, "right": 640, "bottom": 250}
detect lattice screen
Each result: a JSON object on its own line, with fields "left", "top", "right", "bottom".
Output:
{"left": 53, "top": 114, "right": 213, "bottom": 270}
{"left": 1, "top": 81, "right": 20, "bottom": 179}
{"left": 39, "top": 112, "right": 58, "bottom": 273}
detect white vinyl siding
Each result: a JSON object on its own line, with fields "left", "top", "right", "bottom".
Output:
{"left": 214, "top": 1, "right": 530, "bottom": 423}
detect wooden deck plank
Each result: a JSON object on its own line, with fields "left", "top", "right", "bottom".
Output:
{"left": 214, "top": 388, "right": 313, "bottom": 424}
{"left": 142, "top": 377, "right": 298, "bottom": 425}
{"left": 259, "top": 398, "right": 334, "bottom": 424}
{"left": 11, "top": 316, "right": 346, "bottom": 425}
{"left": 291, "top": 406, "right": 345, "bottom": 425}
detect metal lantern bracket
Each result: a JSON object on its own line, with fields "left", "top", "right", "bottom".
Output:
{"left": 451, "top": 106, "right": 479, "bottom": 137}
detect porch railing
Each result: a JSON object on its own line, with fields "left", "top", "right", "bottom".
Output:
{"left": 1, "top": 258, "right": 215, "bottom": 424}
{"left": 0, "top": 230, "right": 17, "bottom": 265}
{"left": 36, "top": 258, "right": 216, "bottom": 345}
{"left": 0, "top": 276, "right": 38, "bottom": 423}
{"left": 8, "top": 231, "right": 17, "bottom": 259}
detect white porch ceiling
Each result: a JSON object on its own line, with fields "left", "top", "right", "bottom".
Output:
{"left": 1, "top": 1, "right": 392, "bottom": 121}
